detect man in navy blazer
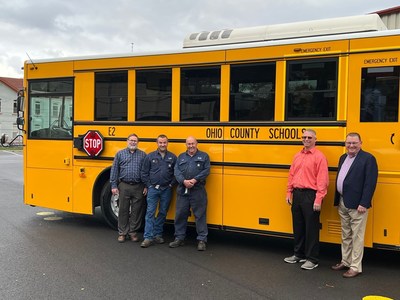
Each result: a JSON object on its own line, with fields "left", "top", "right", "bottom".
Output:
{"left": 331, "top": 132, "right": 378, "bottom": 278}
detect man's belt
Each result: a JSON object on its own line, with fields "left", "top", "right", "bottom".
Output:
{"left": 121, "top": 180, "right": 140, "bottom": 185}
{"left": 293, "top": 188, "right": 316, "bottom": 192}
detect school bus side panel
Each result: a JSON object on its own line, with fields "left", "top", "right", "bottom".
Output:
{"left": 222, "top": 126, "right": 344, "bottom": 237}
{"left": 347, "top": 46, "right": 400, "bottom": 248}
{"left": 25, "top": 140, "right": 73, "bottom": 212}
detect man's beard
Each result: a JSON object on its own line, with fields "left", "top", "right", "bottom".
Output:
{"left": 128, "top": 145, "right": 137, "bottom": 151}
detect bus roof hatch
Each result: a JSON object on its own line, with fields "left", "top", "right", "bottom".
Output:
{"left": 183, "top": 14, "right": 387, "bottom": 48}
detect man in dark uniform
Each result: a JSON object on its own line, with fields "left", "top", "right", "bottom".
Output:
{"left": 110, "top": 133, "right": 147, "bottom": 243}
{"left": 169, "top": 136, "right": 210, "bottom": 251}
{"left": 140, "top": 134, "right": 177, "bottom": 248}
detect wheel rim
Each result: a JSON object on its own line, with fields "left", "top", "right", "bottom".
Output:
{"left": 110, "top": 195, "right": 119, "bottom": 217}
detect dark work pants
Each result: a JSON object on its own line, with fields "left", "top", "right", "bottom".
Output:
{"left": 174, "top": 186, "right": 208, "bottom": 242}
{"left": 291, "top": 189, "right": 320, "bottom": 264}
{"left": 118, "top": 182, "right": 146, "bottom": 236}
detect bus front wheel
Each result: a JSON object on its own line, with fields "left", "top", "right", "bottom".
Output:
{"left": 100, "top": 181, "right": 118, "bottom": 230}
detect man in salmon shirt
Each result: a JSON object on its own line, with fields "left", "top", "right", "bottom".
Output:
{"left": 284, "top": 129, "right": 329, "bottom": 270}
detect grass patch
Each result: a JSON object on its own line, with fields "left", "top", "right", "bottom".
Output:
{"left": 0, "top": 145, "right": 23, "bottom": 151}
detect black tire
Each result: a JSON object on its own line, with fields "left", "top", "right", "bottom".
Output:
{"left": 100, "top": 181, "right": 118, "bottom": 230}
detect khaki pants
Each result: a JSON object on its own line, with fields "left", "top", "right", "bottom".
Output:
{"left": 338, "top": 198, "right": 368, "bottom": 273}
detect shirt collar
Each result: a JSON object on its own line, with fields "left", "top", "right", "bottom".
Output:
{"left": 301, "top": 147, "right": 316, "bottom": 154}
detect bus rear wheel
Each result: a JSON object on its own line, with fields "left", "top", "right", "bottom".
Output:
{"left": 100, "top": 181, "right": 118, "bottom": 230}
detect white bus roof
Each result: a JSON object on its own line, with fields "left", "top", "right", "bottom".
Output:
{"left": 27, "top": 14, "right": 397, "bottom": 65}
{"left": 183, "top": 14, "right": 387, "bottom": 48}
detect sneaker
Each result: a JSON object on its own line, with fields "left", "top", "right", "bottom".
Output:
{"left": 117, "top": 235, "right": 126, "bottom": 243}
{"left": 169, "top": 239, "right": 184, "bottom": 248}
{"left": 154, "top": 236, "right": 165, "bottom": 244}
{"left": 284, "top": 255, "right": 306, "bottom": 264}
{"left": 197, "top": 241, "right": 206, "bottom": 251}
{"left": 140, "top": 239, "right": 154, "bottom": 248}
{"left": 301, "top": 260, "right": 319, "bottom": 270}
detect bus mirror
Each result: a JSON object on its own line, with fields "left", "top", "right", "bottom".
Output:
{"left": 1, "top": 133, "right": 8, "bottom": 145}
{"left": 17, "top": 90, "right": 24, "bottom": 112}
{"left": 17, "top": 117, "right": 25, "bottom": 130}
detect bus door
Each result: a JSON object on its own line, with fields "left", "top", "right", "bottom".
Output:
{"left": 25, "top": 79, "right": 74, "bottom": 212}
{"left": 347, "top": 53, "right": 400, "bottom": 248}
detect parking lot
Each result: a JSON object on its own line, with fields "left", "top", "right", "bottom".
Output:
{"left": 0, "top": 150, "right": 398, "bottom": 300}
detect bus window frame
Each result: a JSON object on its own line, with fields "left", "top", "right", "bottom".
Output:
{"left": 285, "top": 58, "right": 338, "bottom": 121}
{"left": 180, "top": 65, "right": 221, "bottom": 122}
{"left": 135, "top": 68, "right": 173, "bottom": 121}
{"left": 229, "top": 62, "right": 276, "bottom": 122}
{"left": 28, "top": 78, "right": 74, "bottom": 140}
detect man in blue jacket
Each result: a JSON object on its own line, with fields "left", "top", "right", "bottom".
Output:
{"left": 169, "top": 136, "right": 210, "bottom": 251}
{"left": 140, "top": 134, "right": 177, "bottom": 248}
{"left": 331, "top": 132, "right": 378, "bottom": 278}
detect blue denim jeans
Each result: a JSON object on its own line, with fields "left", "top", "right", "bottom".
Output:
{"left": 143, "top": 186, "right": 172, "bottom": 240}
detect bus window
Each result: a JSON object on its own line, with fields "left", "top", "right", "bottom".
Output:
{"left": 229, "top": 63, "right": 275, "bottom": 121}
{"left": 360, "top": 67, "right": 399, "bottom": 122}
{"left": 29, "top": 79, "right": 73, "bottom": 139}
{"left": 180, "top": 67, "right": 220, "bottom": 121}
{"left": 286, "top": 59, "right": 337, "bottom": 120}
{"left": 95, "top": 71, "right": 128, "bottom": 121}
{"left": 136, "top": 69, "right": 172, "bottom": 121}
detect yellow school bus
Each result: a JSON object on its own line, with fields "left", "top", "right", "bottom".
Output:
{"left": 17, "top": 14, "right": 400, "bottom": 250}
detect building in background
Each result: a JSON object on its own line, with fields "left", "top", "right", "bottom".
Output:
{"left": 0, "top": 77, "right": 23, "bottom": 145}
{"left": 374, "top": 6, "right": 400, "bottom": 29}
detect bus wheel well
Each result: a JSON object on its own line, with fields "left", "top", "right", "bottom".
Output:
{"left": 93, "top": 167, "right": 111, "bottom": 209}
{"left": 93, "top": 167, "right": 118, "bottom": 230}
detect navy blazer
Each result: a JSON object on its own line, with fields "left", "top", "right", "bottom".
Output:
{"left": 334, "top": 149, "right": 378, "bottom": 209}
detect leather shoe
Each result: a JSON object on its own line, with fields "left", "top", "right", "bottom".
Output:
{"left": 343, "top": 269, "right": 361, "bottom": 278}
{"left": 331, "top": 262, "right": 349, "bottom": 271}
{"left": 197, "top": 240, "right": 206, "bottom": 251}
{"left": 169, "top": 239, "right": 184, "bottom": 248}
{"left": 129, "top": 233, "right": 139, "bottom": 242}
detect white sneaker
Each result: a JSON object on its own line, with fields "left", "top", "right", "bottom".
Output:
{"left": 301, "top": 260, "right": 318, "bottom": 270}
{"left": 284, "top": 255, "right": 307, "bottom": 264}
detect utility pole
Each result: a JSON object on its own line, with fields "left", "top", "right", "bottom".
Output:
{"left": 131, "top": 43, "right": 134, "bottom": 52}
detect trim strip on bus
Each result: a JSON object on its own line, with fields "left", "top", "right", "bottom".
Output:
{"left": 72, "top": 156, "right": 338, "bottom": 172}
{"left": 74, "top": 121, "right": 347, "bottom": 127}
{"left": 373, "top": 243, "right": 400, "bottom": 251}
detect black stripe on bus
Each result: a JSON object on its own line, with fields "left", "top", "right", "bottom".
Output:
{"left": 101, "top": 137, "right": 344, "bottom": 147}
{"left": 222, "top": 226, "right": 294, "bottom": 239}
{"left": 373, "top": 243, "right": 400, "bottom": 251}
{"left": 164, "top": 221, "right": 295, "bottom": 239}
{"left": 212, "top": 161, "right": 338, "bottom": 172}
{"left": 72, "top": 156, "right": 338, "bottom": 172}
{"left": 73, "top": 121, "right": 346, "bottom": 127}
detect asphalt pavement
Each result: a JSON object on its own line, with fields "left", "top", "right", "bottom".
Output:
{"left": 0, "top": 150, "right": 399, "bottom": 300}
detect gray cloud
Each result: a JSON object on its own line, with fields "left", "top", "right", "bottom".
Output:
{"left": 0, "top": 0, "right": 399, "bottom": 77}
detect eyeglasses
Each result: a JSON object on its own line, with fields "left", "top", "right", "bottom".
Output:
{"left": 302, "top": 136, "right": 313, "bottom": 140}
{"left": 345, "top": 142, "right": 359, "bottom": 146}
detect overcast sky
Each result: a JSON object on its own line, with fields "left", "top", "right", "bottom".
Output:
{"left": 0, "top": 0, "right": 399, "bottom": 78}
